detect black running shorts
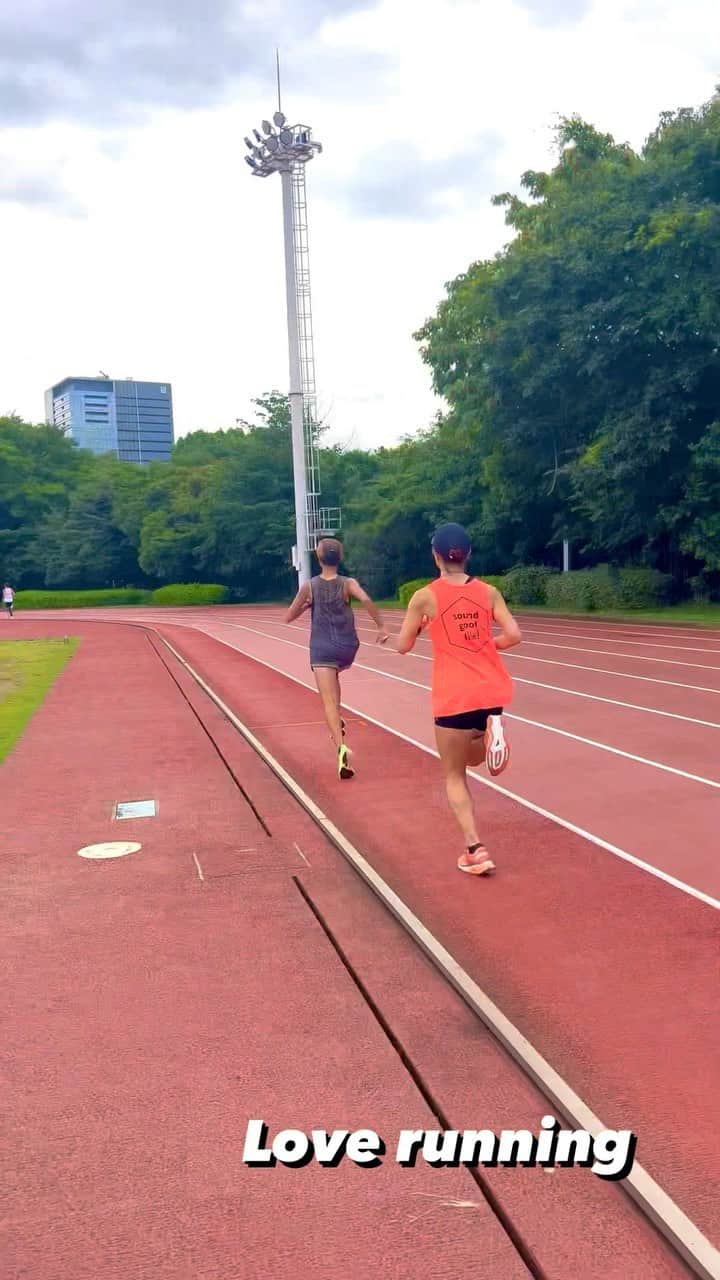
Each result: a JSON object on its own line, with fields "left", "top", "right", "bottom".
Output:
{"left": 434, "top": 707, "right": 503, "bottom": 731}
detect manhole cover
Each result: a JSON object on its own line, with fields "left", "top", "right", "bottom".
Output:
{"left": 77, "top": 842, "right": 142, "bottom": 860}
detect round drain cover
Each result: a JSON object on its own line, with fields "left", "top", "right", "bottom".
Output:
{"left": 77, "top": 841, "right": 142, "bottom": 860}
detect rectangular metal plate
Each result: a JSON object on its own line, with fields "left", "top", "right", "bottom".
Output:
{"left": 114, "top": 800, "right": 156, "bottom": 820}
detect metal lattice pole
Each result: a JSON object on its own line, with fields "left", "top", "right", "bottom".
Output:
{"left": 291, "top": 162, "right": 321, "bottom": 555}
{"left": 243, "top": 110, "right": 340, "bottom": 587}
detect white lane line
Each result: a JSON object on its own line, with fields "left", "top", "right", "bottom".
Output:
{"left": 192, "top": 852, "right": 205, "bottom": 882}
{"left": 224, "top": 615, "right": 720, "bottom": 729}
{"left": 508, "top": 679, "right": 720, "bottom": 729}
{"left": 236, "top": 607, "right": 720, "bottom": 650}
{"left": 506, "top": 653, "right": 720, "bottom": 696}
{"left": 507, "top": 639, "right": 720, "bottom": 673}
{"left": 515, "top": 620, "right": 720, "bottom": 643}
{"left": 359, "top": 618, "right": 720, "bottom": 670}
{"left": 221, "top": 621, "right": 720, "bottom": 791}
{"left": 499, "top": 625, "right": 720, "bottom": 655}
{"left": 240, "top": 612, "right": 720, "bottom": 697}
{"left": 188, "top": 620, "right": 720, "bottom": 913}
{"left": 369, "top": 623, "right": 720, "bottom": 693}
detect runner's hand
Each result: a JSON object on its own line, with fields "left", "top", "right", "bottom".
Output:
{"left": 376, "top": 629, "right": 390, "bottom": 646}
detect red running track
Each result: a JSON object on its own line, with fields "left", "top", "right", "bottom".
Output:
{"left": 142, "top": 619, "right": 719, "bottom": 1253}
{"left": 2, "top": 620, "right": 697, "bottom": 1278}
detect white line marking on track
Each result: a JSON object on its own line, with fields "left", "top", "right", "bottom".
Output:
{"left": 242, "top": 612, "right": 720, "bottom": 697}
{"left": 293, "top": 842, "right": 311, "bottom": 866}
{"left": 223, "top": 622, "right": 720, "bottom": 790}
{"left": 196, "top": 623, "right": 720, "bottom": 913}
{"left": 315, "top": 620, "right": 720, "bottom": 727}
{"left": 489, "top": 638, "right": 720, "bottom": 672}
{"left": 503, "top": 625, "right": 720, "bottom": 655}
{"left": 506, "top": 652, "right": 720, "bottom": 696}
{"left": 514, "top": 620, "right": 720, "bottom": 641}
{"left": 508, "top": 678, "right": 720, "bottom": 728}
{"left": 192, "top": 852, "right": 205, "bottom": 881}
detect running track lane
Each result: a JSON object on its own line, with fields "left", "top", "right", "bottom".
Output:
{"left": 151, "top": 607, "right": 720, "bottom": 905}
{"left": 151, "top": 622, "right": 720, "bottom": 1250}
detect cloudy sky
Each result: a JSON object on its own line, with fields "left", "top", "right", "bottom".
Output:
{"left": 1, "top": 0, "right": 718, "bottom": 450}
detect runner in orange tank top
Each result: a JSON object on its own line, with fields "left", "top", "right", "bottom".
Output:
{"left": 393, "top": 524, "right": 522, "bottom": 876}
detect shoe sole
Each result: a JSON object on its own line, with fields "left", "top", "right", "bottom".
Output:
{"left": 485, "top": 716, "right": 510, "bottom": 776}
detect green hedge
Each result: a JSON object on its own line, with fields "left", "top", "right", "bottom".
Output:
{"left": 502, "top": 564, "right": 556, "bottom": 606}
{"left": 397, "top": 578, "right": 432, "bottom": 607}
{"left": 615, "top": 567, "right": 673, "bottom": 609}
{"left": 14, "top": 588, "right": 152, "bottom": 609}
{"left": 12, "top": 584, "right": 231, "bottom": 610}
{"left": 151, "top": 583, "right": 229, "bottom": 606}
{"left": 398, "top": 575, "right": 512, "bottom": 607}
{"left": 545, "top": 566, "right": 672, "bottom": 611}
{"left": 480, "top": 574, "right": 507, "bottom": 593}
{"left": 397, "top": 564, "right": 673, "bottom": 613}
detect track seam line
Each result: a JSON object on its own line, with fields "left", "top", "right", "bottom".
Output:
{"left": 144, "top": 631, "right": 273, "bottom": 838}
{"left": 293, "top": 874, "right": 546, "bottom": 1280}
{"left": 153, "top": 627, "right": 720, "bottom": 1280}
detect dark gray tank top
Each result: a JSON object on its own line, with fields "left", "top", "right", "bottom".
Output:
{"left": 309, "top": 574, "right": 358, "bottom": 658}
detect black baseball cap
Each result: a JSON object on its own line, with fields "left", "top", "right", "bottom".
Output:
{"left": 431, "top": 523, "right": 471, "bottom": 563}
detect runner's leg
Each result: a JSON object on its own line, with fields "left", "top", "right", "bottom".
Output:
{"left": 435, "top": 726, "right": 480, "bottom": 846}
{"left": 313, "top": 667, "right": 344, "bottom": 750}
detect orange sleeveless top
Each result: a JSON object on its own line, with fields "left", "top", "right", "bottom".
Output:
{"left": 424, "top": 577, "right": 514, "bottom": 717}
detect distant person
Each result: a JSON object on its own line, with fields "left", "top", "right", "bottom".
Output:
{"left": 285, "top": 538, "right": 388, "bottom": 780}
{"left": 393, "top": 524, "right": 521, "bottom": 876}
{"left": 2, "top": 584, "right": 15, "bottom": 618}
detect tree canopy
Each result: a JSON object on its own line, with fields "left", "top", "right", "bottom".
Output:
{"left": 415, "top": 92, "right": 720, "bottom": 583}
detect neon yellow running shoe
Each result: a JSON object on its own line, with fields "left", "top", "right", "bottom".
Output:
{"left": 337, "top": 744, "right": 354, "bottom": 780}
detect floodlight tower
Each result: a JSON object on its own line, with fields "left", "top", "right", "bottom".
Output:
{"left": 243, "top": 108, "right": 339, "bottom": 587}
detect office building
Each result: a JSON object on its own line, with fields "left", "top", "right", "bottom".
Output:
{"left": 45, "top": 376, "right": 174, "bottom": 462}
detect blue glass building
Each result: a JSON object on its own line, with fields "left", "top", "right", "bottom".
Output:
{"left": 44, "top": 376, "right": 174, "bottom": 462}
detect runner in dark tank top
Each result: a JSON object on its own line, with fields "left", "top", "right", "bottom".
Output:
{"left": 285, "top": 538, "right": 388, "bottom": 780}
{"left": 308, "top": 574, "right": 360, "bottom": 670}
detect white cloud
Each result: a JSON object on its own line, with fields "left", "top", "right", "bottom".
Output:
{"left": 0, "top": 0, "right": 718, "bottom": 452}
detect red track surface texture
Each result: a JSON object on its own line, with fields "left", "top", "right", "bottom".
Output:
{"left": 3, "top": 624, "right": 531, "bottom": 1279}
{"left": 3, "top": 610, "right": 717, "bottom": 1278}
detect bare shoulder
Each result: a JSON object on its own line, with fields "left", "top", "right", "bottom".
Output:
{"left": 410, "top": 584, "right": 435, "bottom": 615}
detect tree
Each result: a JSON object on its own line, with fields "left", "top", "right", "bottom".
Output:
{"left": 415, "top": 91, "right": 720, "bottom": 579}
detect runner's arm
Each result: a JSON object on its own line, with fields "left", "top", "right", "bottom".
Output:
{"left": 285, "top": 582, "right": 311, "bottom": 623}
{"left": 346, "top": 578, "right": 388, "bottom": 640}
{"left": 491, "top": 589, "right": 522, "bottom": 650}
{"left": 395, "top": 589, "right": 430, "bottom": 654}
